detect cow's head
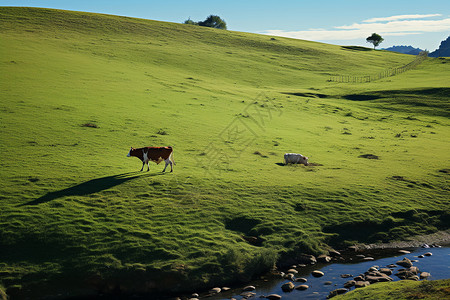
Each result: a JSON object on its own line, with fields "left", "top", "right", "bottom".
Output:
{"left": 302, "top": 156, "right": 309, "bottom": 166}
{"left": 127, "top": 147, "right": 134, "bottom": 157}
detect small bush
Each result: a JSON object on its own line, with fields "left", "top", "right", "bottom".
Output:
{"left": 157, "top": 129, "right": 168, "bottom": 135}
{"left": 253, "top": 151, "right": 268, "bottom": 158}
{"left": 183, "top": 18, "right": 198, "bottom": 25}
{"left": 81, "top": 123, "right": 98, "bottom": 128}
{"left": 244, "top": 248, "right": 277, "bottom": 276}
{"left": 359, "top": 154, "right": 379, "bottom": 159}
{"left": 294, "top": 202, "right": 307, "bottom": 211}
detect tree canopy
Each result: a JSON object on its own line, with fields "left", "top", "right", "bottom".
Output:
{"left": 198, "top": 15, "right": 227, "bottom": 29}
{"left": 183, "top": 15, "right": 227, "bottom": 30}
{"left": 366, "top": 33, "right": 384, "bottom": 49}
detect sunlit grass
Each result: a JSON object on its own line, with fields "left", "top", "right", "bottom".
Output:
{"left": 0, "top": 6, "right": 449, "bottom": 298}
{"left": 335, "top": 279, "right": 450, "bottom": 300}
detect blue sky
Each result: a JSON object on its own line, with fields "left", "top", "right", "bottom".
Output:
{"left": 1, "top": 0, "right": 449, "bottom": 51}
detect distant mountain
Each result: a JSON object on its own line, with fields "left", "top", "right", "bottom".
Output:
{"left": 429, "top": 36, "right": 450, "bottom": 57}
{"left": 383, "top": 45, "right": 424, "bottom": 55}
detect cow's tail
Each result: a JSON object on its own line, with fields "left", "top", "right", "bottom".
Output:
{"left": 169, "top": 151, "right": 176, "bottom": 165}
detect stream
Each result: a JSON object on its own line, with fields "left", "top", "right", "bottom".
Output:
{"left": 202, "top": 246, "right": 449, "bottom": 300}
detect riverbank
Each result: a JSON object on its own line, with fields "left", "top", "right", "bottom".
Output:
{"left": 353, "top": 229, "right": 450, "bottom": 250}
{"left": 186, "top": 230, "right": 450, "bottom": 299}
{"left": 335, "top": 279, "right": 450, "bottom": 300}
{"left": 201, "top": 241, "right": 450, "bottom": 300}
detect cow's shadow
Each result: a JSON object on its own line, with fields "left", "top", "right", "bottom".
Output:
{"left": 20, "top": 172, "right": 160, "bottom": 206}
{"left": 275, "top": 162, "right": 322, "bottom": 167}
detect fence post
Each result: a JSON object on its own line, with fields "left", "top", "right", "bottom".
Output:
{"left": 329, "top": 54, "right": 425, "bottom": 83}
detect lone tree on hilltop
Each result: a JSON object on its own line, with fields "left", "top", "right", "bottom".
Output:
{"left": 183, "top": 15, "right": 227, "bottom": 29}
{"left": 198, "top": 15, "right": 227, "bottom": 29}
{"left": 366, "top": 33, "right": 384, "bottom": 49}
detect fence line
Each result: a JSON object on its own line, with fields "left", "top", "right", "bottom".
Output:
{"left": 328, "top": 51, "right": 428, "bottom": 83}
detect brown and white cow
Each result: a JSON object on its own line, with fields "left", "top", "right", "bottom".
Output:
{"left": 127, "top": 146, "right": 175, "bottom": 172}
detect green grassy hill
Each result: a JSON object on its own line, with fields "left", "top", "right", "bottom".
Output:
{"left": 335, "top": 279, "right": 450, "bottom": 300}
{"left": 1, "top": 7, "right": 449, "bottom": 299}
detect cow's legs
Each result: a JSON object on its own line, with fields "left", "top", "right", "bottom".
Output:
{"left": 162, "top": 158, "right": 173, "bottom": 172}
{"left": 140, "top": 160, "right": 150, "bottom": 171}
{"left": 162, "top": 159, "right": 169, "bottom": 172}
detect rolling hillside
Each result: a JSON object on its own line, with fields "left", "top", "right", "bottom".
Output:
{"left": 0, "top": 7, "right": 449, "bottom": 299}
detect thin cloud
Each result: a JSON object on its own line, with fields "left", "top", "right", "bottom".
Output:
{"left": 363, "top": 14, "right": 442, "bottom": 23}
{"left": 262, "top": 15, "right": 450, "bottom": 41}
{"left": 337, "top": 18, "right": 450, "bottom": 33}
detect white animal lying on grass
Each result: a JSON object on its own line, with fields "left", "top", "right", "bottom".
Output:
{"left": 284, "top": 153, "right": 309, "bottom": 166}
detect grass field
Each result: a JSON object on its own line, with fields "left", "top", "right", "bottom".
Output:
{"left": 335, "top": 279, "right": 450, "bottom": 300}
{"left": 0, "top": 7, "right": 449, "bottom": 299}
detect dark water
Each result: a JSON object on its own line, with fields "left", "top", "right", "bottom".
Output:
{"left": 205, "top": 246, "right": 450, "bottom": 300}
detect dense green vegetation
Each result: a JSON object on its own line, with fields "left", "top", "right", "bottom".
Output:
{"left": 185, "top": 15, "right": 227, "bottom": 30}
{"left": 0, "top": 7, "right": 449, "bottom": 298}
{"left": 336, "top": 279, "right": 450, "bottom": 300}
